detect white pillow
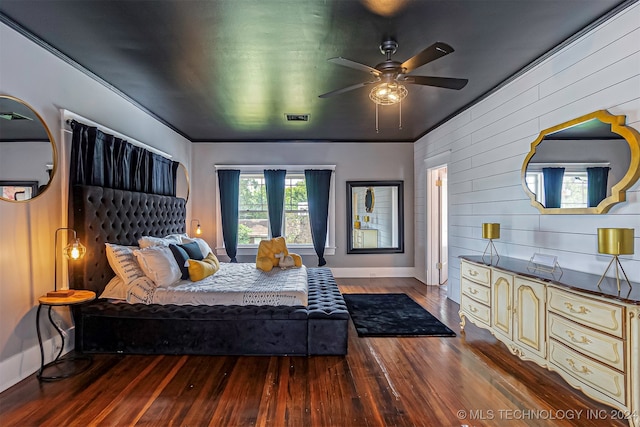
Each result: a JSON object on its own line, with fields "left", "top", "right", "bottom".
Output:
{"left": 138, "top": 235, "right": 182, "bottom": 249}
{"left": 99, "top": 276, "right": 127, "bottom": 300}
{"left": 105, "top": 243, "right": 146, "bottom": 285}
{"left": 181, "top": 237, "right": 213, "bottom": 257}
{"left": 133, "top": 245, "right": 182, "bottom": 288}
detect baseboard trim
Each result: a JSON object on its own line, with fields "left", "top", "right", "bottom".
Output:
{"left": 330, "top": 267, "right": 416, "bottom": 278}
{"left": 0, "top": 327, "right": 74, "bottom": 393}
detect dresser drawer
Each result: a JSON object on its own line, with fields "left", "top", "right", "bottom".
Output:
{"left": 461, "top": 277, "right": 490, "bottom": 305}
{"left": 461, "top": 261, "right": 490, "bottom": 286}
{"left": 549, "top": 340, "right": 625, "bottom": 405}
{"left": 548, "top": 313, "right": 625, "bottom": 372}
{"left": 547, "top": 287, "right": 624, "bottom": 338}
{"left": 461, "top": 295, "right": 490, "bottom": 327}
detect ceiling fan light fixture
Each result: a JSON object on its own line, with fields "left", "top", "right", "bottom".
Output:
{"left": 369, "top": 82, "right": 407, "bottom": 105}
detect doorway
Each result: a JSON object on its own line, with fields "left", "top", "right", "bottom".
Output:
{"left": 427, "top": 165, "right": 448, "bottom": 285}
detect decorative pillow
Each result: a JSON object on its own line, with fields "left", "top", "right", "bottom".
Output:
{"left": 133, "top": 245, "right": 182, "bottom": 288}
{"left": 181, "top": 237, "right": 213, "bottom": 258}
{"left": 99, "top": 275, "right": 127, "bottom": 300}
{"left": 187, "top": 253, "right": 220, "bottom": 281}
{"left": 179, "top": 241, "right": 204, "bottom": 260}
{"left": 256, "top": 237, "right": 289, "bottom": 272}
{"left": 105, "top": 243, "right": 146, "bottom": 285}
{"left": 168, "top": 242, "right": 204, "bottom": 280}
{"left": 126, "top": 276, "right": 157, "bottom": 304}
{"left": 168, "top": 244, "right": 190, "bottom": 280}
{"left": 138, "top": 235, "right": 182, "bottom": 249}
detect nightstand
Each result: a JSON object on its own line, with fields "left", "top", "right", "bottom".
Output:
{"left": 36, "top": 290, "right": 96, "bottom": 380}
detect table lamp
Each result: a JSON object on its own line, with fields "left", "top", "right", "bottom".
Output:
{"left": 482, "top": 223, "right": 500, "bottom": 264}
{"left": 50, "top": 227, "right": 86, "bottom": 297}
{"left": 596, "top": 228, "right": 634, "bottom": 291}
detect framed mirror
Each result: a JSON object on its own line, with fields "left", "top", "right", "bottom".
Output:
{"left": 347, "top": 180, "right": 404, "bottom": 254}
{"left": 0, "top": 95, "right": 57, "bottom": 202}
{"left": 176, "top": 162, "right": 190, "bottom": 201}
{"left": 521, "top": 110, "right": 640, "bottom": 214}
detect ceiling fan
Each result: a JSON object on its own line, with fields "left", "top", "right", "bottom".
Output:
{"left": 319, "top": 39, "right": 468, "bottom": 105}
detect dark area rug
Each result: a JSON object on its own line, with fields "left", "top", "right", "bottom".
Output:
{"left": 343, "top": 293, "right": 456, "bottom": 337}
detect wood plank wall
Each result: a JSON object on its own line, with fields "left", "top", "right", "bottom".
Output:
{"left": 414, "top": 3, "right": 640, "bottom": 301}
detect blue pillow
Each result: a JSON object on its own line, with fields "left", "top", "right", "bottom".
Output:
{"left": 169, "top": 242, "right": 205, "bottom": 280}
{"left": 179, "top": 241, "right": 204, "bottom": 260}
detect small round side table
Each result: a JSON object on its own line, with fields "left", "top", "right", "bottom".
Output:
{"left": 36, "top": 290, "right": 96, "bottom": 381}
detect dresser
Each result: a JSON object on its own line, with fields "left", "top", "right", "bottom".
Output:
{"left": 459, "top": 256, "right": 640, "bottom": 427}
{"left": 353, "top": 228, "right": 378, "bottom": 248}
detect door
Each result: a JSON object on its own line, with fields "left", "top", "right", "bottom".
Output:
{"left": 438, "top": 167, "right": 448, "bottom": 284}
{"left": 492, "top": 270, "right": 514, "bottom": 339}
{"left": 514, "top": 277, "right": 546, "bottom": 358}
{"left": 426, "top": 165, "right": 448, "bottom": 285}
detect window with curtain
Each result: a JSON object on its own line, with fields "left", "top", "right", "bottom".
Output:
{"left": 215, "top": 165, "right": 335, "bottom": 257}
{"left": 527, "top": 170, "right": 595, "bottom": 208}
{"left": 238, "top": 173, "right": 312, "bottom": 245}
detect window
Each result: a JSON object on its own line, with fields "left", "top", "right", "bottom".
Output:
{"left": 526, "top": 170, "right": 589, "bottom": 208}
{"left": 238, "top": 173, "right": 312, "bottom": 245}
{"left": 215, "top": 165, "right": 335, "bottom": 257}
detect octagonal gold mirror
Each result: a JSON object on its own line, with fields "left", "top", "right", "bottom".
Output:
{"left": 522, "top": 110, "right": 640, "bottom": 214}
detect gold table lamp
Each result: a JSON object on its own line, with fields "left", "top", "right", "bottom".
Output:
{"left": 482, "top": 223, "right": 500, "bottom": 264}
{"left": 596, "top": 228, "right": 634, "bottom": 291}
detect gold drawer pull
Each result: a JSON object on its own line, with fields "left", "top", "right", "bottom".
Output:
{"left": 467, "top": 288, "right": 478, "bottom": 295}
{"left": 468, "top": 305, "right": 478, "bottom": 313}
{"left": 564, "top": 302, "right": 590, "bottom": 315}
{"left": 468, "top": 270, "right": 478, "bottom": 277}
{"left": 567, "top": 358, "right": 592, "bottom": 375}
{"left": 566, "top": 330, "right": 591, "bottom": 345}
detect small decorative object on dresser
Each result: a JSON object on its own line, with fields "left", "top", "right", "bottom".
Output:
{"left": 459, "top": 255, "right": 640, "bottom": 427}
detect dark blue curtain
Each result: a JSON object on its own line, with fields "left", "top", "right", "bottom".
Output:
{"left": 305, "top": 169, "right": 332, "bottom": 266}
{"left": 69, "top": 120, "right": 177, "bottom": 196}
{"left": 542, "top": 167, "right": 565, "bottom": 208}
{"left": 264, "top": 169, "right": 286, "bottom": 238}
{"left": 587, "top": 167, "right": 610, "bottom": 207}
{"left": 217, "top": 169, "right": 240, "bottom": 262}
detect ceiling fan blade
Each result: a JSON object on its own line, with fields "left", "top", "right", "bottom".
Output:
{"left": 328, "top": 57, "right": 381, "bottom": 76}
{"left": 318, "top": 80, "right": 379, "bottom": 98}
{"left": 401, "top": 75, "right": 468, "bottom": 90}
{"left": 401, "top": 42, "right": 454, "bottom": 74}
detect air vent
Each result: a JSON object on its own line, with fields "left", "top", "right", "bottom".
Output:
{"left": 0, "top": 112, "right": 32, "bottom": 121}
{"left": 285, "top": 114, "right": 309, "bottom": 122}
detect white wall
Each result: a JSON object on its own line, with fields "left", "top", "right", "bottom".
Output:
{"left": 190, "top": 142, "right": 415, "bottom": 272}
{"left": 0, "top": 22, "right": 192, "bottom": 392}
{"left": 415, "top": 3, "right": 640, "bottom": 302}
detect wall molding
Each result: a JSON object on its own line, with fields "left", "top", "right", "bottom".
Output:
{"left": 330, "top": 267, "right": 418, "bottom": 279}
{"left": 0, "top": 327, "right": 74, "bottom": 394}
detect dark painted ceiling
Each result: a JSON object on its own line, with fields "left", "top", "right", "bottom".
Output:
{"left": 0, "top": 0, "right": 631, "bottom": 142}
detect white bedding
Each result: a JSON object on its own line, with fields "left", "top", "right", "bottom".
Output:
{"left": 127, "top": 262, "right": 308, "bottom": 306}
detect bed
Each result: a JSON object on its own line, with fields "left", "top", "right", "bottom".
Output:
{"left": 69, "top": 184, "right": 349, "bottom": 356}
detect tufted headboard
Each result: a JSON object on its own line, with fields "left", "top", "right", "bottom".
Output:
{"left": 70, "top": 185, "right": 186, "bottom": 294}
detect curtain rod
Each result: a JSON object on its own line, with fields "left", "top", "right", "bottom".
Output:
{"left": 61, "top": 109, "right": 172, "bottom": 159}
{"left": 214, "top": 164, "right": 336, "bottom": 171}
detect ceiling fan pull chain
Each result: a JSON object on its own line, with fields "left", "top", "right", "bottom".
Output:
{"left": 375, "top": 103, "right": 379, "bottom": 133}
{"left": 399, "top": 99, "right": 403, "bottom": 130}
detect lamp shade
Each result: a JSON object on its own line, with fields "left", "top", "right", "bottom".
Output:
{"left": 482, "top": 223, "right": 500, "bottom": 240}
{"left": 63, "top": 238, "right": 86, "bottom": 260}
{"left": 598, "top": 228, "right": 634, "bottom": 255}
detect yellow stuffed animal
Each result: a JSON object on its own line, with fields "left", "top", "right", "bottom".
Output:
{"left": 256, "top": 237, "right": 302, "bottom": 272}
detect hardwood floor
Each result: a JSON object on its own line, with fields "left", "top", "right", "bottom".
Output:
{"left": 0, "top": 277, "right": 628, "bottom": 427}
